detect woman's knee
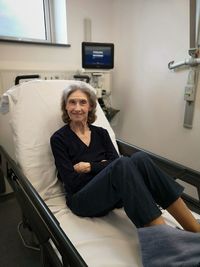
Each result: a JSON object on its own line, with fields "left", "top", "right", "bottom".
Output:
{"left": 130, "top": 151, "right": 149, "bottom": 163}
{"left": 129, "top": 152, "right": 153, "bottom": 172}
{"left": 114, "top": 156, "right": 131, "bottom": 169}
{"left": 110, "top": 156, "right": 132, "bottom": 178}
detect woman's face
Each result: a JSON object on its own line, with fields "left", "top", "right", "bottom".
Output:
{"left": 66, "top": 90, "right": 91, "bottom": 124}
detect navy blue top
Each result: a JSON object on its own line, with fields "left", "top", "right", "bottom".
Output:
{"left": 50, "top": 124, "right": 119, "bottom": 195}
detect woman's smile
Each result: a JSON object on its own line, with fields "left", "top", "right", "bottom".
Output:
{"left": 66, "top": 90, "right": 91, "bottom": 123}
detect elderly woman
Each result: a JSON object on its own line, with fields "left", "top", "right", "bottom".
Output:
{"left": 50, "top": 83, "right": 200, "bottom": 232}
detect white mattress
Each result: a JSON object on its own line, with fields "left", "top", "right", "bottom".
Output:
{"left": 49, "top": 198, "right": 143, "bottom": 267}
{"left": 0, "top": 80, "right": 199, "bottom": 266}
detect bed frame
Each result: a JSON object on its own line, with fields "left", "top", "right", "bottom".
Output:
{"left": 0, "top": 139, "right": 200, "bottom": 267}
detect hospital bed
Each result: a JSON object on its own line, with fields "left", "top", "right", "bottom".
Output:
{"left": 0, "top": 79, "right": 200, "bottom": 267}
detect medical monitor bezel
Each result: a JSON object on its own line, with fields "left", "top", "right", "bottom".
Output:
{"left": 82, "top": 42, "right": 114, "bottom": 70}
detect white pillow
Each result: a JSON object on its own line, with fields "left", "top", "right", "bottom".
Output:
{"left": 5, "top": 80, "right": 118, "bottom": 201}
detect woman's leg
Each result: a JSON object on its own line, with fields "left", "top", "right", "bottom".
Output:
{"left": 129, "top": 152, "right": 184, "bottom": 209}
{"left": 129, "top": 152, "right": 200, "bottom": 232}
{"left": 167, "top": 197, "right": 200, "bottom": 232}
{"left": 67, "top": 158, "right": 123, "bottom": 217}
{"left": 67, "top": 156, "right": 164, "bottom": 228}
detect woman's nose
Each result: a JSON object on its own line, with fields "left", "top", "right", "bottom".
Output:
{"left": 74, "top": 103, "right": 81, "bottom": 110}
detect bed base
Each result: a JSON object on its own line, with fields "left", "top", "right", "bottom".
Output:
{"left": 0, "top": 140, "right": 200, "bottom": 267}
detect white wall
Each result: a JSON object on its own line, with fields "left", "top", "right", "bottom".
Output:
{"left": 112, "top": 0, "right": 200, "bottom": 172}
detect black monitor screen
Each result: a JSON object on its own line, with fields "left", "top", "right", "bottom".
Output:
{"left": 82, "top": 42, "right": 114, "bottom": 69}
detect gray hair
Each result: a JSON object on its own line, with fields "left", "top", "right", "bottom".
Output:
{"left": 61, "top": 83, "right": 97, "bottom": 124}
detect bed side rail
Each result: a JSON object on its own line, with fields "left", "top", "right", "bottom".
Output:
{"left": 117, "top": 139, "right": 200, "bottom": 214}
{"left": 15, "top": 74, "right": 40, "bottom": 85}
{"left": 0, "top": 145, "right": 88, "bottom": 267}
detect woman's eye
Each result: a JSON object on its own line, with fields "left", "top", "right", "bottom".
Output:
{"left": 80, "top": 100, "right": 87, "bottom": 105}
{"left": 69, "top": 100, "right": 76, "bottom": 105}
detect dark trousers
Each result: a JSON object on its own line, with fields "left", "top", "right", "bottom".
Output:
{"left": 67, "top": 152, "right": 184, "bottom": 228}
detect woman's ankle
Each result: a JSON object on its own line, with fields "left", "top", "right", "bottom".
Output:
{"left": 145, "top": 216, "right": 166, "bottom": 227}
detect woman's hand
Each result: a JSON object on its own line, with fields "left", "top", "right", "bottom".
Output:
{"left": 73, "top": 162, "right": 91, "bottom": 173}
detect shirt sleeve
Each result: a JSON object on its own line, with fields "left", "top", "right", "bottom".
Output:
{"left": 90, "top": 128, "right": 119, "bottom": 174}
{"left": 50, "top": 134, "right": 92, "bottom": 194}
